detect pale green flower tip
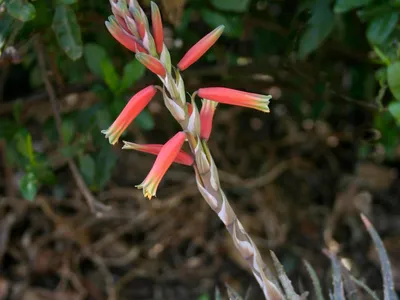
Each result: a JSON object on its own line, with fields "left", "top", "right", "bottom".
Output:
{"left": 121, "top": 140, "right": 130, "bottom": 150}
{"left": 150, "top": 1, "right": 159, "bottom": 12}
{"left": 135, "top": 52, "right": 145, "bottom": 59}
{"left": 121, "top": 140, "right": 139, "bottom": 150}
{"left": 100, "top": 129, "right": 109, "bottom": 138}
{"left": 255, "top": 103, "right": 270, "bottom": 113}
{"left": 101, "top": 129, "right": 118, "bottom": 145}
{"left": 216, "top": 25, "right": 225, "bottom": 34}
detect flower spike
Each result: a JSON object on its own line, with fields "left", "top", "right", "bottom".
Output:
{"left": 136, "top": 52, "right": 166, "bottom": 77}
{"left": 101, "top": 86, "right": 157, "bottom": 145}
{"left": 122, "top": 141, "right": 193, "bottom": 166}
{"left": 200, "top": 99, "right": 218, "bottom": 140}
{"left": 151, "top": 1, "right": 164, "bottom": 54}
{"left": 177, "top": 25, "right": 224, "bottom": 71}
{"left": 106, "top": 16, "right": 147, "bottom": 53}
{"left": 129, "top": 0, "right": 146, "bottom": 38}
{"left": 197, "top": 87, "right": 271, "bottom": 113}
{"left": 136, "top": 131, "right": 187, "bottom": 199}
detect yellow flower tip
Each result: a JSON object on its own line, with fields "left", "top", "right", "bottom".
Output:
{"left": 136, "top": 184, "right": 156, "bottom": 200}
{"left": 144, "top": 190, "right": 154, "bottom": 200}
{"left": 101, "top": 129, "right": 118, "bottom": 145}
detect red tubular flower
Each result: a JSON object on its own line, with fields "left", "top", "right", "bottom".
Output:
{"left": 136, "top": 131, "right": 187, "bottom": 199}
{"left": 122, "top": 141, "right": 193, "bottom": 166}
{"left": 197, "top": 87, "right": 271, "bottom": 113}
{"left": 151, "top": 2, "right": 164, "bottom": 54}
{"left": 101, "top": 86, "right": 157, "bottom": 145}
{"left": 200, "top": 99, "right": 218, "bottom": 140}
{"left": 106, "top": 16, "right": 147, "bottom": 53}
{"left": 177, "top": 25, "right": 224, "bottom": 71}
{"left": 136, "top": 53, "right": 166, "bottom": 77}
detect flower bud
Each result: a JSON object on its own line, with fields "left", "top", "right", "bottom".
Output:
{"left": 177, "top": 25, "right": 224, "bottom": 71}
{"left": 106, "top": 16, "right": 147, "bottom": 53}
{"left": 136, "top": 52, "right": 166, "bottom": 77}
{"left": 200, "top": 99, "right": 218, "bottom": 140}
{"left": 151, "top": 1, "right": 164, "bottom": 54}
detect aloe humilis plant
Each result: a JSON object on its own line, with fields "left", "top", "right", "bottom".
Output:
{"left": 102, "top": 1, "right": 398, "bottom": 299}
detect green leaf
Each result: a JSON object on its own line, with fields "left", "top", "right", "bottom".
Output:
{"left": 52, "top": 5, "right": 83, "bottom": 60}
{"left": 0, "top": 119, "right": 17, "bottom": 140}
{"left": 134, "top": 109, "right": 155, "bottom": 131}
{"left": 15, "top": 130, "right": 35, "bottom": 164}
{"left": 83, "top": 43, "right": 108, "bottom": 78}
{"left": 31, "top": 0, "right": 53, "bottom": 29}
{"left": 6, "top": 0, "right": 36, "bottom": 22}
{"left": 60, "top": 144, "right": 82, "bottom": 158}
{"left": 357, "top": 5, "right": 395, "bottom": 22}
{"left": 366, "top": 12, "right": 399, "bottom": 45}
{"left": 201, "top": 9, "right": 243, "bottom": 38}
{"left": 13, "top": 100, "right": 23, "bottom": 125}
{"left": 119, "top": 60, "right": 146, "bottom": 93}
{"left": 32, "top": 162, "right": 56, "bottom": 185}
{"left": 79, "top": 154, "right": 96, "bottom": 185}
{"left": 388, "top": 102, "right": 400, "bottom": 124}
{"left": 29, "top": 65, "right": 43, "bottom": 88}
{"left": 19, "top": 172, "right": 38, "bottom": 201}
{"left": 101, "top": 58, "right": 120, "bottom": 93}
{"left": 334, "top": 0, "right": 372, "bottom": 14}
{"left": 210, "top": 0, "right": 250, "bottom": 12}
{"left": 197, "top": 294, "right": 210, "bottom": 300}
{"left": 62, "top": 119, "right": 76, "bottom": 144}
{"left": 95, "top": 107, "right": 112, "bottom": 129}
{"left": 0, "top": 14, "right": 14, "bottom": 51}
{"left": 388, "top": 62, "right": 400, "bottom": 101}
{"left": 59, "top": 55, "right": 87, "bottom": 83}
{"left": 95, "top": 144, "right": 117, "bottom": 189}
{"left": 298, "top": 0, "right": 335, "bottom": 59}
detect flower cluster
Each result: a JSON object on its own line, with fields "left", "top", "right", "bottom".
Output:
{"left": 102, "top": 0, "right": 272, "bottom": 199}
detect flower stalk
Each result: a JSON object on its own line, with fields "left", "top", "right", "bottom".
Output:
{"left": 103, "top": 1, "right": 281, "bottom": 298}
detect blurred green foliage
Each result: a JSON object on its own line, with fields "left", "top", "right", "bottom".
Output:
{"left": 1, "top": 0, "right": 400, "bottom": 201}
